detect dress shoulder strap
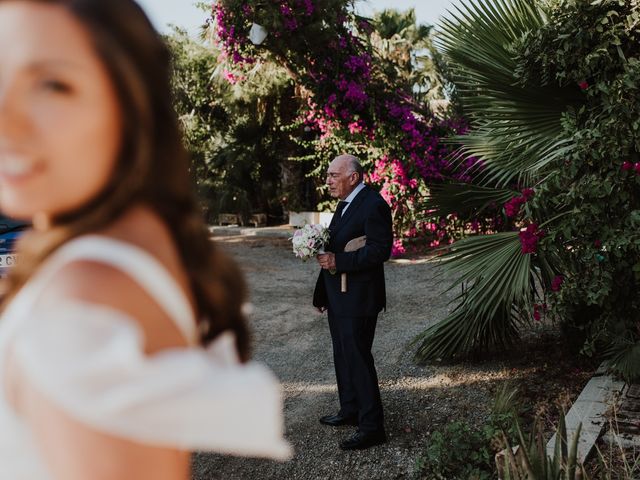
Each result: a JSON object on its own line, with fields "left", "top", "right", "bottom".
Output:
{"left": 34, "top": 235, "right": 198, "bottom": 345}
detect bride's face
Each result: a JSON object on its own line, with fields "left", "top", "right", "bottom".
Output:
{"left": 0, "top": 1, "right": 122, "bottom": 222}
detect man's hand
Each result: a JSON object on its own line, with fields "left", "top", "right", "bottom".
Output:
{"left": 317, "top": 252, "right": 336, "bottom": 271}
{"left": 315, "top": 306, "right": 327, "bottom": 313}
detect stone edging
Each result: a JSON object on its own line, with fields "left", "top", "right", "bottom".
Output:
{"left": 546, "top": 364, "right": 626, "bottom": 462}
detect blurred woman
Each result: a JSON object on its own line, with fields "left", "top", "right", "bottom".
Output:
{"left": 0, "top": 1, "right": 290, "bottom": 478}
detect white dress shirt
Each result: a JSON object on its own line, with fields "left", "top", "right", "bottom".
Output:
{"left": 340, "top": 182, "right": 366, "bottom": 216}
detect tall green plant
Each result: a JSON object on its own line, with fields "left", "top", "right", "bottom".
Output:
{"left": 417, "top": 0, "right": 640, "bottom": 379}
{"left": 414, "top": 0, "right": 578, "bottom": 361}
{"left": 500, "top": 414, "right": 587, "bottom": 479}
{"left": 415, "top": 0, "right": 640, "bottom": 378}
{"left": 439, "top": 0, "right": 579, "bottom": 187}
{"left": 167, "top": 29, "right": 305, "bottom": 221}
{"left": 525, "top": 0, "right": 640, "bottom": 381}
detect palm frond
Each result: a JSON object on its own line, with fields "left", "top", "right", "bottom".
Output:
{"left": 414, "top": 232, "right": 532, "bottom": 360}
{"left": 413, "top": 304, "right": 520, "bottom": 360}
{"left": 440, "top": 232, "right": 532, "bottom": 314}
{"left": 452, "top": 129, "right": 574, "bottom": 187}
{"left": 423, "top": 181, "right": 514, "bottom": 219}
{"left": 413, "top": 0, "right": 586, "bottom": 361}
{"left": 437, "top": 0, "right": 579, "bottom": 183}
{"left": 438, "top": 0, "right": 545, "bottom": 89}
{"left": 605, "top": 338, "right": 640, "bottom": 382}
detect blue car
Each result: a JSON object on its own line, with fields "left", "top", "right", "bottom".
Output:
{"left": 0, "top": 215, "right": 27, "bottom": 278}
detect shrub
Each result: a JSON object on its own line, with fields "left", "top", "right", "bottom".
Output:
{"left": 414, "top": 0, "right": 640, "bottom": 380}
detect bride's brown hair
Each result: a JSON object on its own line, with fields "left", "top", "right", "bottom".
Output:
{"left": 0, "top": 0, "right": 251, "bottom": 361}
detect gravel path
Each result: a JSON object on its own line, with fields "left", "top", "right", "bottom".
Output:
{"left": 192, "top": 235, "right": 510, "bottom": 480}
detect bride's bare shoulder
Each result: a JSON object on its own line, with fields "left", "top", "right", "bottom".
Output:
{"left": 36, "top": 206, "right": 194, "bottom": 352}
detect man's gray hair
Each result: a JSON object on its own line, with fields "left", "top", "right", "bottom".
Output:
{"left": 342, "top": 154, "right": 364, "bottom": 181}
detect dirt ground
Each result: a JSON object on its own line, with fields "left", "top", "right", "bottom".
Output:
{"left": 192, "top": 235, "right": 593, "bottom": 480}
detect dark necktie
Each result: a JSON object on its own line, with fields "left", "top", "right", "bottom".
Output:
{"left": 336, "top": 200, "right": 348, "bottom": 217}
{"left": 330, "top": 201, "right": 348, "bottom": 228}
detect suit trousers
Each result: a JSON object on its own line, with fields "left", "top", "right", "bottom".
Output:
{"left": 327, "top": 311, "right": 384, "bottom": 433}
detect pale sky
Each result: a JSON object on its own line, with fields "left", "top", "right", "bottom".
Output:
{"left": 136, "top": 0, "right": 459, "bottom": 36}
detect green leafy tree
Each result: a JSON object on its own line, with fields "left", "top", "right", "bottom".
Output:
{"left": 168, "top": 29, "right": 308, "bottom": 222}
{"left": 371, "top": 8, "right": 448, "bottom": 104}
{"left": 167, "top": 29, "right": 227, "bottom": 205}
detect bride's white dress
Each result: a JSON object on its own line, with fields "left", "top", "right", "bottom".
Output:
{"left": 0, "top": 235, "right": 291, "bottom": 479}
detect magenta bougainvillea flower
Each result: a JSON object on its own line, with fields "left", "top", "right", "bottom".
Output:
{"left": 533, "top": 303, "right": 547, "bottom": 321}
{"left": 504, "top": 197, "right": 526, "bottom": 218}
{"left": 519, "top": 223, "right": 544, "bottom": 254}
{"left": 551, "top": 275, "right": 564, "bottom": 292}
{"left": 578, "top": 81, "right": 589, "bottom": 90}
{"left": 211, "top": 1, "right": 492, "bottom": 256}
{"left": 504, "top": 188, "right": 535, "bottom": 218}
{"left": 391, "top": 238, "right": 406, "bottom": 257}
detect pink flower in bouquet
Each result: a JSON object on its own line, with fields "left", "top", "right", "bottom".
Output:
{"left": 291, "top": 224, "right": 330, "bottom": 260}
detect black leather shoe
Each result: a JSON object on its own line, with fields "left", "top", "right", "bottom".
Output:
{"left": 339, "top": 430, "right": 387, "bottom": 450}
{"left": 319, "top": 414, "right": 358, "bottom": 427}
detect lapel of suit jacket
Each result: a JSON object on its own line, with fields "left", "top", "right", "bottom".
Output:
{"left": 333, "top": 185, "right": 370, "bottom": 233}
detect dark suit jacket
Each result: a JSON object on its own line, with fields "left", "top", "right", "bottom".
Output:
{"left": 313, "top": 185, "right": 393, "bottom": 317}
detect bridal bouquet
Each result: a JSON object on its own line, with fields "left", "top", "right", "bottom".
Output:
{"left": 291, "top": 224, "right": 330, "bottom": 260}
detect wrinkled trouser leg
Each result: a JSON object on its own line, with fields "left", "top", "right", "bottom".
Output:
{"left": 328, "top": 312, "right": 358, "bottom": 417}
{"left": 328, "top": 312, "right": 384, "bottom": 432}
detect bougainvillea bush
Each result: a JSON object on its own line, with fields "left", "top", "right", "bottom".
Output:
{"left": 414, "top": 0, "right": 640, "bottom": 381}
{"left": 526, "top": 0, "right": 640, "bottom": 380}
{"left": 209, "top": 0, "right": 485, "bottom": 255}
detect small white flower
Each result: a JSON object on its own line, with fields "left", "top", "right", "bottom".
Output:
{"left": 291, "top": 224, "right": 330, "bottom": 260}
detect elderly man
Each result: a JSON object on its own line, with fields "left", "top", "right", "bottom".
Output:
{"left": 314, "top": 154, "right": 393, "bottom": 450}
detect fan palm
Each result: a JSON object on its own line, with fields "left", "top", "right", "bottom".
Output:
{"left": 439, "top": 0, "right": 582, "bottom": 187}
{"left": 414, "top": 0, "right": 582, "bottom": 361}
